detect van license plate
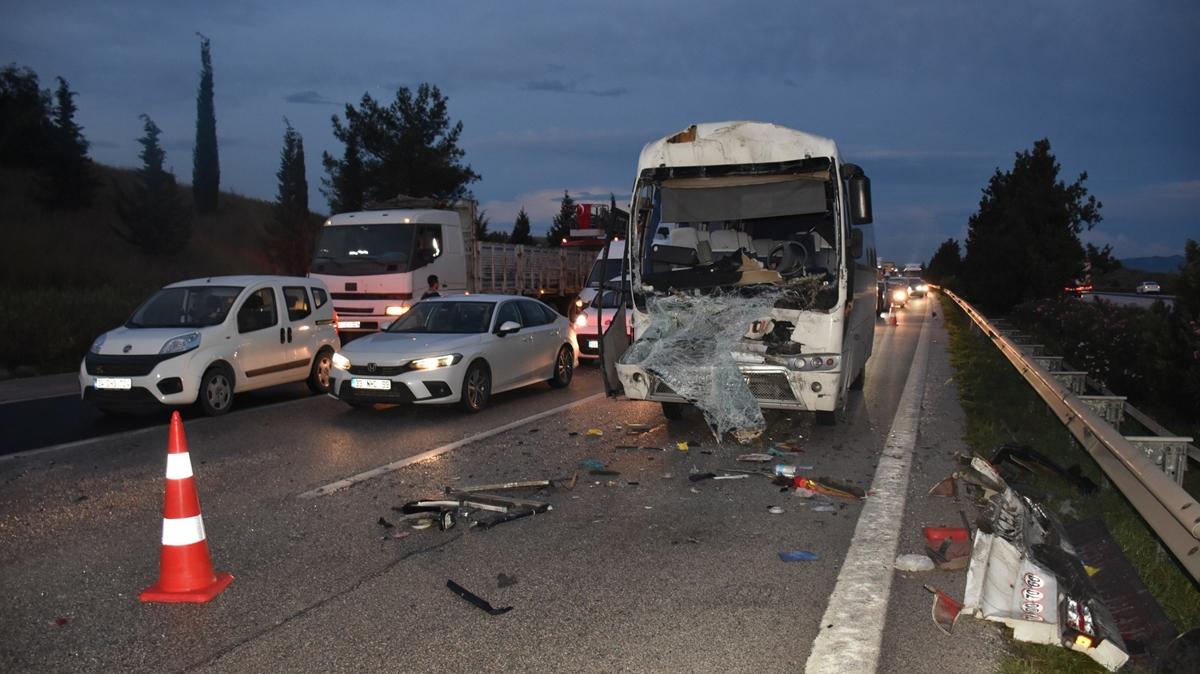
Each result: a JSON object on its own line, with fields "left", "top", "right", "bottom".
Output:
{"left": 337, "top": 320, "right": 361, "bottom": 329}
{"left": 351, "top": 378, "right": 391, "bottom": 390}
{"left": 94, "top": 377, "right": 132, "bottom": 390}
{"left": 587, "top": 340, "right": 599, "bottom": 349}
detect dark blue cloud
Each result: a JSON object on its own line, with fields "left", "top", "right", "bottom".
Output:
{"left": 284, "top": 90, "right": 338, "bottom": 105}
{"left": 523, "top": 79, "right": 627, "bottom": 97}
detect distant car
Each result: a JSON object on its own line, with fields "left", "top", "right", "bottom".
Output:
{"left": 80, "top": 276, "right": 339, "bottom": 416}
{"left": 575, "top": 287, "right": 631, "bottom": 361}
{"left": 1136, "top": 281, "right": 1161, "bottom": 294}
{"left": 903, "top": 275, "right": 929, "bottom": 297}
{"left": 885, "top": 277, "right": 909, "bottom": 308}
{"left": 329, "top": 295, "right": 578, "bottom": 412}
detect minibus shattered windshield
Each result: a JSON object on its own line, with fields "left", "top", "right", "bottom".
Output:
{"left": 312, "top": 223, "right": 416, "bottom": 275}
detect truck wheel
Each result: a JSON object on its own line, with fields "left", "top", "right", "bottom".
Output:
{"left": 549, "top": 346, "right": 573, "bottom": 388}
{"left": 460, "top": 361, "right": 491, "bottom": 413}
{"left": 849, "top": 367, "right": 865, "bottom": 391}
{"left": 662, "top": 401, "right": 685, "bottom": 420}
{"left": 815, "top": 410, "right": 836, "bottom": 426}
{"left": 307, "top": 347, "right": 334, "bottom": 394}
{"left": 198, "top": 365, "right": 234, "bottom": 416}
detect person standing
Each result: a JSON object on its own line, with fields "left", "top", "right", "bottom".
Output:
{"left": 421, "top": 274, "right": 441, "bottom": 299}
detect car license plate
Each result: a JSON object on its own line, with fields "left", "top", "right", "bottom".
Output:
{"left": 337, "top": 320, "right": 361, "bottom": 329}
{"left": 94, "top": 377, "right": 132, "bottom": 390}
{"left": 587, "top": 340, "right": 599, "bottom": 349}
{"left": 351, "top": 378, "right": 391, "bottom": 390}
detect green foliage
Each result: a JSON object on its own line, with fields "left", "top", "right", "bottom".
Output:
{"left": 962, "top": 139, "right": 1102, "bottom": 313}
{"left": 320, "top": 83, "right": 479, "bottom": 211}
{"left": 112, "top": 115, "right": 191, "bottom": 255}
{"left": 473, "top": 207, "right": 489, "bottom": 241}
{"left": 925, "top": 237, "right": 961, "bottom": 286}
{"left": 1011, "top": 295, "right": 1200, "bottom": 420}
{"left": 0, "top": 64, "right": 51, "bottom": 168}
{"left": 1084, "top": 242, "right": 1120, "bottom": 276}
{"left": 37, "top": 77, "right": 97, "bottom": 210}
{"left": 0, "top": 163, "right": 273, "bottom": 373}
{"left": 192, "top": 35, "right": 220, "bottom": 214}
{"left": 547, "top": 190, "right": 576, "bottom": 246}
{"left": 509, "top": 207, "right": 533, "bottom": 245}
{"left": 262, "top": 119, "right": 316, "bottom": 275}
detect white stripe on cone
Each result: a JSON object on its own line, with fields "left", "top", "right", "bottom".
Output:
{"left": 165, "top": 452, "right": 194, "bottom": 480}
{"left": 161, "top": 515, "right": 206, "bottom": 546}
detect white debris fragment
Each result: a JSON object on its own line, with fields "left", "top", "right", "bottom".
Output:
{"left": 894, "top": 554, "right": 935, "bottom": 572}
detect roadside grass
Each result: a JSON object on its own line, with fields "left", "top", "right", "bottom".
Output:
{"left": 0, "top": 165, "right": 278, "bottom": 374}
{"left": 940, "top": 294, "right": 1200, "bottom": 674}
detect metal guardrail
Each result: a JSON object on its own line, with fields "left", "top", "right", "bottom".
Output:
{"left": 940, "top": 288, "right": 1200, "bottom": 581}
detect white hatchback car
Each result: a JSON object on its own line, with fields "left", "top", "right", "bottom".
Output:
{"left": 80, "top": 275, "right": 339, "bottom": 416}
{"left": 330, "top": 294, "right": 578, "bottom": 412}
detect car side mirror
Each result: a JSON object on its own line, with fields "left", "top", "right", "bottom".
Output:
{"left": 496, "top": 320, "right": 521, "bottom": 336}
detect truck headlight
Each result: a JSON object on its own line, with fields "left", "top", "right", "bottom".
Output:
{"left": 410, "top": 354, "right": 461, "bottom": 370}
{"left": 159, "top": 331, "right": 200, "bottom": 355}
{"left": 574, "top": 313, "right": 588, "bottom": 327}
{"left": 892, "top": 289, "right": 907, "bottom": 302}
{"left": 385, "top": 305, "right": 409, "bottom": 317}
{"left": 332, "top": 353, "right": 351, "bottom": 370}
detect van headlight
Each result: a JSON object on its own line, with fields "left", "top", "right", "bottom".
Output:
{"left": 159, "top": 331, "right": 200, "bottom": 355}
{"left": 409, "top": 354, "right": 461, "bottom": 370}
{"left": 332, "top": 353, "right": 351, "bottom": 370}
{"left": 89, "top": 334, "right": 107, "bottom": 354}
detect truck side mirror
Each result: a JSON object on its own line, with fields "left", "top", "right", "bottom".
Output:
{"left": 849, "top": 174, "right": 873, "bottom": 225}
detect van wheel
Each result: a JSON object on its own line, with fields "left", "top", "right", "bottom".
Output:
{"left": 849, "top": 367, "right": 865, "bottom": 391}
{"left": 662, "top": 402, "right": 685, "bottom": 420}
{"left": 549, "top": 346, "right": 573, "bottom": 388}
{"left": 307, "top": 348, "right": 334, "bottom": 394}
{"left": 815, "top": 410, "right": 836, "bottom": 426}
{"left": 460, "top": 361, "right": 491, "bottom": 413}
{"left": 198, "top": 365, "right": 234, "bottom": 416}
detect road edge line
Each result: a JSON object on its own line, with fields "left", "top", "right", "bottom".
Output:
{"left": 297, "top": 391, "right": 607, "bottom": 499}
{"left": 805, "top": 299, "right": 933, "bottom": 674}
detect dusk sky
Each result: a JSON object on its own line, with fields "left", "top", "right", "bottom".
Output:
{"left": 5, "top": 1, "right": 1197, "bottom": 262}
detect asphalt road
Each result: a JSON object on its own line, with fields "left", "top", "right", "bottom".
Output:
{"left": 0, "top": 295, "right": 1008, "bottom": 673}
{"left": 1088, "top": 291, "right": 1175, "bottom": 309}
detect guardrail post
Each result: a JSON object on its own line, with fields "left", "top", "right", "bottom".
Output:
{"left": 1078, "top": 395, "right": 1127, "bottom": 426}
{"left": 1033, "top": 356, "right": 1064, "bottom": 372}
{"left": 1125, "top": 436, "right": 1193, "bottom": 486}
{"left": 1052, "top": 371, "right": 1088, "bottom": 394}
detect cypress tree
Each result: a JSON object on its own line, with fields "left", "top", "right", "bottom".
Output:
{"left": 547, "top": 190, "right": 576, "bottom": 246}
{"left": 192, "top": 34, "right": 219, "bottom": 214}
{"left": 113, "top": 115, "right": 191, "bottom": 254}
{"left": 509, "top": 207, "right": 533, "bottom": 245}
{"left": 264, "top": 119, "right": 315, "bottom": 275}
{"left": 38, "top": 76, "right": 96, "bottom": 209}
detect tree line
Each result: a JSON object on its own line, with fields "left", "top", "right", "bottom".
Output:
{"left": 3, "top": 45, "right": 596, "bottom": 277}
{"left": 922, "top": 138, "right": 1199, "bottom": 419}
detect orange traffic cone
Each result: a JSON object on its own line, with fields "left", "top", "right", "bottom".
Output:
{"left": 140, "top": 411, "right": 233, "bottom": 603}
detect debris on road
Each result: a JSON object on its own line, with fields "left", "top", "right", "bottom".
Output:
{"left": 779, "top": 550, "right": 820, "bottom": 562}
{"left": 446, "top": 579, "right": 512, "bottom": 616}
{"left": 924, "top": 584, "right": 963, "bottom": 635}
{"left": 767, "top": 505, "right": 784, "bottom": 514}
{"left": 990, "top": 443, "right": 1097, "bottom": 495}
{"left": 626, "top": 423, "right": 651, "bottom": 434}
{"left": 736, "top": 453, "right": 773, "bottom": 462}
{"left": 496, "top": 573, "right": 517, "bottom": 588}
{"left": 927, "top": 476, "right": 958, "bottom": 497}
{"left": 578, "top": 458, "right": 606, "bottom": 472}
{"left": 923, "top": 527, "right": 970, "bottom": 570}
{"left": 449, "top": 479, "right": 554, "bottom": 494}
{"left": 895, "top": 554, "right": 936, "bottom": 572}
{"left": 676, "top": 441, "right": 689, "bottom": 451}
{"left": 377, "top": 516, "right": 395, "bottom": 529}
{"left": 585, "top": 428, "right": 604, "bottom": 437}
{"left": 791, "top": 477, "right": 864, "bottom": 500}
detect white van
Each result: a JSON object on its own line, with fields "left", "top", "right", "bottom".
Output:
{"left": 80, "top": 275, "right": 339, "bottom": 416}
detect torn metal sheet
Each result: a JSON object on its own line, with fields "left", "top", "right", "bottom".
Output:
{"left": 446, "top": 580, "right": 511, "bottom": 616}
{"left": 961, "top": 460, "right": 1130, "bottom": 671}
{"left": 447, "top": 480, "right": 553, "bottom": 494}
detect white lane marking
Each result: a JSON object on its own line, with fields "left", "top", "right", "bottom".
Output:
{"left": 165, "top": 452, "right": 194, "bottom": 479}
{"left": 298, "top": 391, "right": 606, "bottom": 499}
{"left": 805, "top": 300, "right": 932, "bottom": 674}
{"left": 161, "top": 514, "right": 207, "bottom": 546}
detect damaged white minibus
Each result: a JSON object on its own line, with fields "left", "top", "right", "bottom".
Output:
{"left": 599, "top": 122, "right": 877, "bottom": 440}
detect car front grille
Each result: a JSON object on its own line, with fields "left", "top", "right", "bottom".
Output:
{"left": 85, "top": 352, "right": 184, "bottom": 376}
{"left": 348, "top": 364, "right": 408, "bottom": 376}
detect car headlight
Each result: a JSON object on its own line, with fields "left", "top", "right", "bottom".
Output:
{"left": 409, "top": 354, "right": 462, "bottom": 370}
{"left": 892, "top": 289, "right": 907, "bottom": 301}
{"left": 385, "top": 305, "right": 409, "bottom": 317}
{"left": 159, "top": 331, "right": 200, "bottom": 355}
{"left": 917, "top": 284, "right": 928, "bottom": 292}
{"left": 574, "top": 313, "right": 588, "bottom": 327}
{"left": 89, "top": 333, "right": 107, "bottom": 354}
{"left": 332, "top": 353, "right": 351, "bottom": 370}
{"left": 575, "top": 298, "right": 584, "bottom": 308}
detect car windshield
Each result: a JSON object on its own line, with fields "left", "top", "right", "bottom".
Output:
{"left": 126, "top": 286, "right": 242, "bottom": 328}
{"left": 386, "top": 301, "right": 496, "bottom": 334}
{"left": 312, "top": 223, "right": 416, "bottom": 275}
{"left": 586, "top": 258, "right": 625, "bottom": 287}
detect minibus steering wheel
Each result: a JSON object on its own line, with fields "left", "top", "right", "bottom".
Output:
{"left": 767, "top": 241, "right": 808, "bottom": 278}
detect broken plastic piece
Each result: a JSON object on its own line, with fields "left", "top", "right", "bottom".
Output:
{"left": 585, "top": 428, "right": 603, "bottom": 436}
{"left": 927, "top": 476, "right": 958, "bottom": 497}
{"left": 446, "top": 579, "right": 512, "bottom": 616}
{"left": 924, "top": 584, "right": 963, "bottom": 635}
{"left": 779, "top": 550, "right": 820, "bottom": 562}
{"left": 676, "top": 441, "right": 689, "bottom": 451}
{"left": 791, "top": 477, "right": 863, "bottom": 500}
{"left": 767, "top": 505, "right": 784, "bottom": 514}
{"left": 737, "top": 453, "right": 773, "bottom": 462}
{"left": 578, "top": 458, "right": 605, "bottom": 472}
{"left": 895, "top": 554, "right": 936, "bottom": 572}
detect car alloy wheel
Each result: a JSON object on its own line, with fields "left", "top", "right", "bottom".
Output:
{"left": 461, "top": 363, "right": 491, "bottom": 413}
{"left": 550, "top": 346, "right": 573, "bottom": 388}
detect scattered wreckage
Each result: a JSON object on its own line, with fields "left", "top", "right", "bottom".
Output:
{"left": 597, "top": 121, "right": 879, "bottom": 442}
